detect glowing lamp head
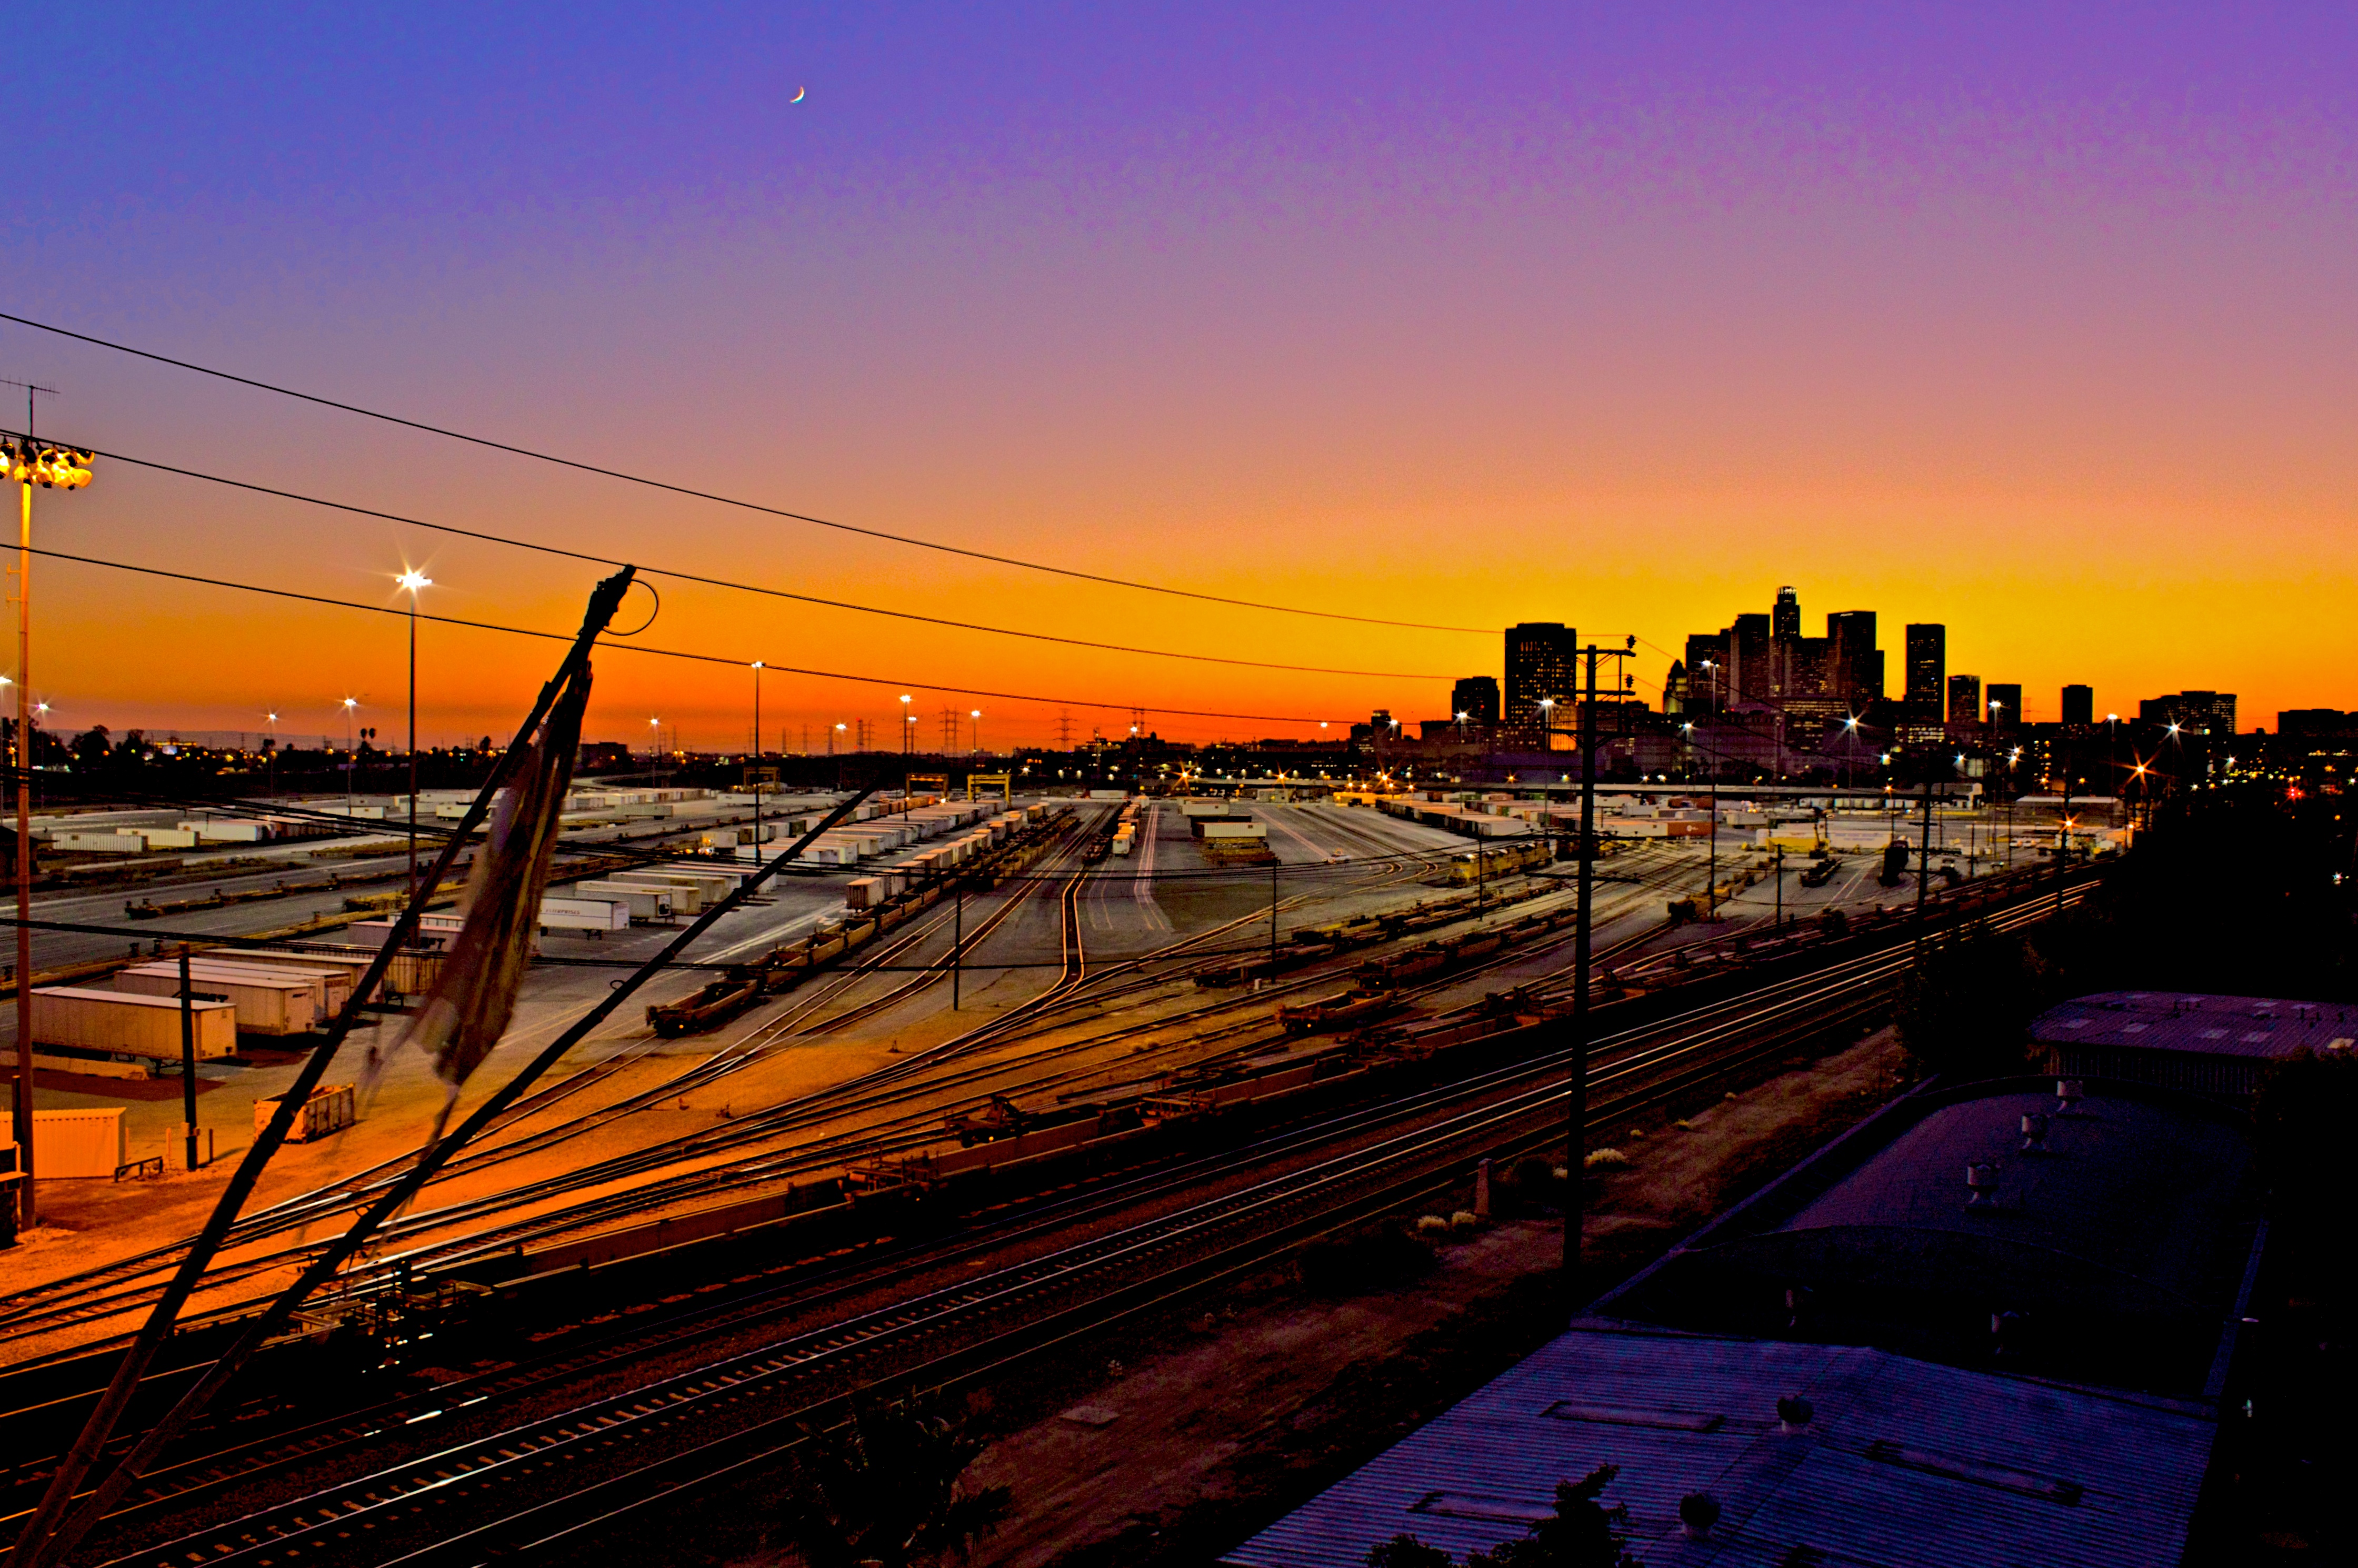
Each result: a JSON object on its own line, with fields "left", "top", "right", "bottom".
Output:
{"left": 397, "top": 570, "right": 432, "bottom": 594}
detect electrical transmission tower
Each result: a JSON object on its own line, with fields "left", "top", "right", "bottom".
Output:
{"left": 938, "top": 706, "right": 959, "bottom": 753}
{"left": 1054, "top": 710, "right": 1075, "bottom": 748}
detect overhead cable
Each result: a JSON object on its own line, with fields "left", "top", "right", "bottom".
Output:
{"left": 23, "top": 545, "right": 1357, "bottom": 725}
{"left": 0, "top": 310, "right": 1494, "bottom": 636}
{"left": 50, "top": 442, "right": 1453, "bottom": 682}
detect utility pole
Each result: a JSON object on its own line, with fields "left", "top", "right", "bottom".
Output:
{"left": 1270, "top": 858, "right": 1280, "bottom": 967}
{"left": 2056, "top": 763, "right": 2074, "bottom": 918}
{"left": 398, "top": 571, "right": 430, "bottom": 897}
{"left": 1914, "top": 772, "right": 1934, "bottom": 956}
{"left": 1564, "top": 638, "right": 1634, "bottom": 1293}
{"left": 951, "top": 874, "right": 964, "bottom": 1009}
{"left": 178, "top": 950, "right": 198, "bottom": 1171}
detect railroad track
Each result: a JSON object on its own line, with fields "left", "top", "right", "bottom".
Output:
{"left": 0, "top": 850, "right": 1683, "bottom": 1351}
{"left": 9, "top": 876, "right": 2101, "bottom": 1568}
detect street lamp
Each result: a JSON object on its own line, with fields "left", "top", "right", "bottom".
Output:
{"left": 900, "top": 693, "right": 913, "bottom": 757}
{"left": 265, "top": 711, "right": 279, "bottom": 798}
{"left": 6, "top": 434, "right": 92, "bottom": 1231}
{"left": 342, "top": 698, "right": 359, "bottom": 819}
{"left": 970, "top": 708, "right": 982, "bottom": 755}
{"left": 396, "top": 570, "right": 431, "bottom": 894}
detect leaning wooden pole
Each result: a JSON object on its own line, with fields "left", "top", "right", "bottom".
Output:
{"left": 11, "top": 567, "right": 635, "bottom": 1568}
{"left": 38, "top": 781, "right": 876, "bottom": 1567}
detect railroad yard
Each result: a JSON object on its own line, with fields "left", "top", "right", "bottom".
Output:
{"left": 0, "top": 788, "right": 2097, "bottom": 1568}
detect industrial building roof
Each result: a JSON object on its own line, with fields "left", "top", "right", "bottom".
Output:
{"left": 1694, "top": 1085, "right": 2251, "bottom": 1317}
{"left": 2033, "top": 991, "right": 2356, "bottom": 1062}
{"left": 1224, "top": 1324, "right": 2216, "bottom": 1568}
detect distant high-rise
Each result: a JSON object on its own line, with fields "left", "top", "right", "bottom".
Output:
{"left": 1772, "top": 586, "right": 1802, "bottom": 641}
{"left": 1825, "top": 611, "right": 1881, "bottom": 702}
{"left": 1728, "top": 614, "right": 1771, "bottom": 707}
{"left": 1683, "top": 632, "right": 1728, "bottom": 713}
{"left": 1451, "top": 676, "right": 1500, "bottom": 727}
{"left": 1985, "top": 682, "right": 2023, "bottom": 729}
{"left": 1904, "top": 624, "right": 1946, "bottom": 721}
{"left": 1948, "top": 675, "right": 1983, "bottom": 727}
{"left": 2139, "top": 690, "right": 2237, "bottom": 736}
{"left": 2061, "top": 684, "right": 2094, "bottom": 728}
{"left": 1504, "top": 622, "right": 1578, "bottom": 730}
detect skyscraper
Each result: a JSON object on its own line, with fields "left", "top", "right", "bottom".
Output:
{"left": 1985, "top": 682, "right": 2022, "bottom": 729}
{"left": 1825, "top": 610, "right": 1881, "bottom": 702}
{"left": 1683, "top": 632, "right": 1728, "bottom": 713}
{"left": 1772, "top": 586, "right": 1801, "bottom": 641}
{"left": 1451, "top": 676, "right": 1500, "bottom": 727}
{"left": 1728, "top": 614, "right": 1771, "bottom": 707}
{"left": 1504, "top": 622, "right": 1578, "bottom": 734}
{"left": 2061, "top": 684, "right": 2094, "bottom": 728}
{"left": 1948, "top": 675, "right": 1983, "bottom": 727}
{"left": 1904, "top": 624, "right": 1946, "bottom": 721}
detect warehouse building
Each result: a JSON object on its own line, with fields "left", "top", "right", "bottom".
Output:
{"left": 2033, "top": 990, "right": 2353, "bottom": 1101}
{"left": 1230, "top": 1076, "right": 2263, "bottom": 1566}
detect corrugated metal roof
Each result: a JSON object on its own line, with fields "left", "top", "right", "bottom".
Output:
{"left": 1223, "top": 1325, "right": 2215, "bottom": 1568}
{"left": 2033, "top": 990, "right": 2357, "bottom": 1062}
{"left": 1696, "top": 1088, "right": 2251, "bottom": 1314}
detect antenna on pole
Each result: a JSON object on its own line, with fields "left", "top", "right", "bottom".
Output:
{"left": 0, "top": 379, "right": 59, "bottom": 436}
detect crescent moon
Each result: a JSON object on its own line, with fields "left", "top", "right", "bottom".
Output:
{"left": 790, "top": 85, "right": 806, "bottom": 103}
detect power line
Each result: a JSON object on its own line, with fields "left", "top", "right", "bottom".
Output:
{"left": 21, "top": 545, "right": 1359, "bottom": 726}
{"left": 0, "top": 310, "right": 1495, "bottom": 636}
{"left": 9, "top": 437, "right": 1454, "bottom": 683}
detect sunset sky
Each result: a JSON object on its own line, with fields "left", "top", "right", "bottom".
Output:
{"left": 6, "top": 3, "right": 2352, "bottom": 750}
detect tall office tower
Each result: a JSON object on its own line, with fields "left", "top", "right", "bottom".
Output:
{"left": 1451, "top": 675, "right": 1501, "bottom": 727}
{"left": 1504, "top": 622, "right": 1580, "bottom": 728}
{"left": 1904, "top": 624, "right": 1947, "bottom": 721}
{"left": 1947, "top": 675, "right": 1983, "bottom": 727}
{"left": 2142, "top": 690, "right": 2239, "bottom": 736}
{"left": 2061, "top": 684, "right": 2094, "bottom": 728}
{"left": 1825, "top": 611, "right": 1881, "bottom": 702}
{"left": 1683, "top": 632, "right": 1728, "bottom": 713}
{"left": 1728, "top": 614, "right": 1772, "bottom": 707}
{"left": 1772, "top": 585, "right": 1801, "bottom": 640}
{"left": 1985, "top": 683, "right": 2023, "bottom": 729}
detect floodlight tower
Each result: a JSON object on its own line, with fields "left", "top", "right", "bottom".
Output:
{"left": 5, "top": 421, "right": 93, "bottom": 1232}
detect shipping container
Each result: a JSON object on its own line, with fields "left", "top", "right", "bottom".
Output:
{"left": 575, "top": 881, "right": 674, "bottom": 920}
{"left": 346, "top": 912, "right": 467, "bottom": 952}
{"left": 241, "top": 946, "right": 406, "bottom": 1004}
{"left": 115, "top": 957, "right": 350, "bottom": 1016}
{"left": 845, "top": 877, "right": 882, "bottom": 911}
{"left": 30, "top": 987, "right": 238, "bottom": 1061}
{"left": 610, "top": 872, "right": 705, "bottom": 914}
{"left": 132, "top": 828, "right": 199, "bottom": 849}
{"left": 177, "top": 819, "right": 272, "bottom": 842}
{"left": 49, "top": 832, "right": 146, "bottom": 854}
{"left": 33, "top": 1108, "right": 127, "bottom": 1179}
{"left": 537, "top": 896, "right": 631, "bottom": 933}
{"left": 255, "top": 1082, "right": 356, "bottom": 1143}
{"left": 113, "top": 964, "right": 319, "bottom": 1036}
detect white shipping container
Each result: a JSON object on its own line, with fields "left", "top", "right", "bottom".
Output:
{"left": 50, "top": 832, "right": 145, "bottom": 853}
{"left": 179, "top": 819, "right": 271, "bottom": 842}
{"left": 114, "top": 964, "right": 319, "bottom": 1036}
{"left": 610, "top": 872, "right": 705, "bottom": 914}
{"left": 133, "top": 828, "right": 199, "bottom": 849}
{"left": 116, "top": 957, "right": 351, "bottom": 1016}
{"left": 844, "top": 877, "right": 881, "bottom": 911}
{"left": 347, "top": 912, "right": 467, "bottom": 952}
{"left": 33, "top": 1108, "right": 128, "bottom": 1178}
{"left": 576, "top": 881, "right": 673, "bottom": 920}
{"left": 537, "top": 896, "right": 631, "bottom": 932}
{"left": 30, "top": 987, "right": 238, "bottom": 1061}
